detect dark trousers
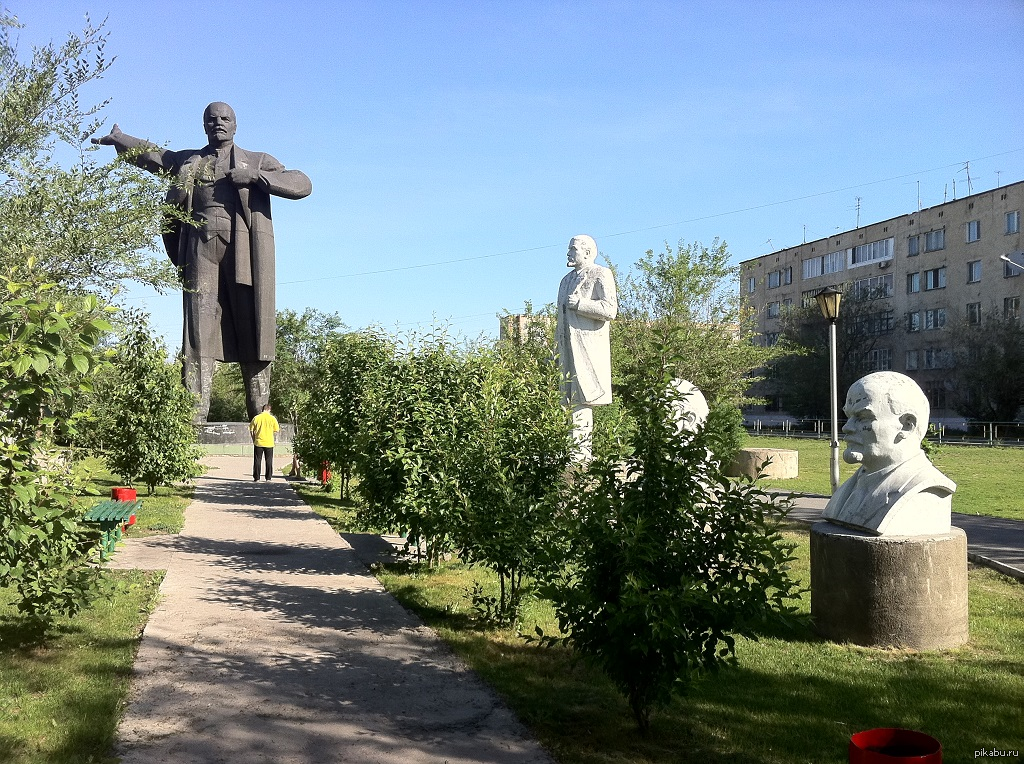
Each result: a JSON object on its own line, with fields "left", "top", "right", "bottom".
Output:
{"left": 254, "top": 446, "right": 274, "bottom": 480}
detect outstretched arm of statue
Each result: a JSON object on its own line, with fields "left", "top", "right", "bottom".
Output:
{"left": 91, "top": 124, "right": 169, "bottom": 174}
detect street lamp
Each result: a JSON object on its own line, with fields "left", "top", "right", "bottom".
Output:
{"left": 814, "top": 285, "right": 843, "bottom": 494}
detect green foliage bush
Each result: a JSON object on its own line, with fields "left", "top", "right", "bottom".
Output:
{"left": 0, "top": 279, "right": 112, "bottom": 627}
{"left": 538, "top": 370, "right": 802, "bottom": 732}
{"left": 97, "top": 319, "right": 204, "bottom": 494}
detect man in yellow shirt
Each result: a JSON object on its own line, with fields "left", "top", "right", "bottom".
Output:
{"left": 249, "top": 404, "right": 280, "bottom": 482}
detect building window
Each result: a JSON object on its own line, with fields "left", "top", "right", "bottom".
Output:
{"left": 907, "top": 272, "right": 921, "bottom": 293}
{"left": 849, "top": 310, "right": 894, "bottom": 336}
{"left": 905, "top": 350, "right": 919, "bottom": 370}
{"left": 923, "top": 349, "right": 951, "bottom": 370}
{"left": 801, "top": 250, "right": 845, "bottom": 279}
{"left": 1007, "top": 210, "right": 1021, "bottom": 235}
{"left": 747, "top": 276, "right": 756, "bottom": 294}
{"left": 764, "top": 332, "right": 780, "bottom": 347}
{"left": 766, "top": 301, "right": 780, "bottom": 318}
{"left": 966, "top": 220, "right": 981, "bottom": 243}
{"left": 1004, "top": 253, "right": 1024, "bottom": 278}
{"left": 924, "top": 229, "right": 945, "bottom": 252}
{"left": 801, "top": 289, "right": 818, "bottom": 308}
{"left": 1006, "top": 296, "right": 1021, "bottom": 321}
{"left": 782, "top": 298, "right": 792, "bottom": 310}
{"left": 967, "top": 260, "right": 981, "bottom": 283}
{"left": 853, "top": 274, "right": 894, "bottom": 300}
{"left": 849, "top": 237, "right": 894, "bottom": 267}
{"left": 924, "top": 308, "right": 946, "bottom": 330}
{"left": 967, "top": 302, "right": 982, "bottom": 325}
{"left": 907, "top": 311, "right": 921, "bottom": 332}
{"left": 924, "top": 267, "right": 946, "bottom": 290}
{"left": 925, "top": 384, "right": 948, "bottom": 409}
{"left": 907, "top": 235, "right": 919, "bottom": 256}
{"left": 863, "top": 348, "right": 892, "bottom": 372}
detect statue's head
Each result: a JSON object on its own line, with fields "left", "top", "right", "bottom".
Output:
{"left": 842, "top": 371, "right": 929, "bottom": 472}
{"left": 203, "top": 102, "right": 237, "bottom": 146}
{"left": 567, "top": 235, "right": 598, "bottom": 270}
{"left": 669, "top": 379, "right": 709, "bottom": 437}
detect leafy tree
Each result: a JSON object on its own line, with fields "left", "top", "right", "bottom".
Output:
{"left": 208, "top": 362, "right": 247, "bottom": 422}
{"left": 949, "top": 310, "right": 1024, "bottom": 421}
{"left": 0, "top": 277, "right": 112, "bottom": 627}
{"left": 609, "top": 239, "right": 772, "bottom": 462}
{"left": 770, "top": 288, "right": 894, "bottom": 418}
{"left": 293, "top": 330, "right": 392, "bottom": 496}
{"left": 457, "top": 337, "right": 572, "bottom": 621}
{"left": 99, "top": 318, "right": 204, "bottom": 494}
{"left": 270, "top": 308, "right": 345, "bottom": 426}
{"left": 0, "top": 12, "right": 178, "bottom": 297}
{"left": 538, "top": 366, "right": 801, "bottom": 732}
{"left": 355, "top": 329, "right": 478, "bottom": 565}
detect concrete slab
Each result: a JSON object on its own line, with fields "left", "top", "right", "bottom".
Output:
{"left": 109, "top": 455, "right": 552, "bottom": 764}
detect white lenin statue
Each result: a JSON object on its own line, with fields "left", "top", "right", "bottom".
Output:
{"left": 556, "top": 235, "right": 617, "bottom": 462}
{"left": 822, "top": 371, "right": 956, "bottom": 536}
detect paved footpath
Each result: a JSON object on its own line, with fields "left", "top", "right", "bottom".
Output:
{"left": 784, "top": 493, "right": 1024, "bottom": 581}
{"left": 109, "top": 455, "right": 553, "bottom": 764}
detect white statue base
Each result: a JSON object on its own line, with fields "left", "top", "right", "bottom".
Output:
{"left": 810, "top": 521, "right": 968, "bottom": 650}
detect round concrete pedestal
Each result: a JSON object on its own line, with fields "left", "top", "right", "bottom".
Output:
{"left": 727, "top": 447, "right": 798, "bottom": 479}
{"left": 810, "top": 521, "right": 968, "bottom": 650}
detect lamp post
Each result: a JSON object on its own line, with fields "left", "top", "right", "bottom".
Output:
{"left": 815, "top": 285, "right": 843, "bottom": 494}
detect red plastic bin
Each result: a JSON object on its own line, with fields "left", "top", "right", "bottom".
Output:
{"left": 850, "top": 728, "right": 941, "bottom": 763}
{"left": 111, "top": 487, "right": 137, "bottom": 502}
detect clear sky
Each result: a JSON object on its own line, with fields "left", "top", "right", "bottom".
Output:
{"left": 13, "top": 0, "right": 1024, "bottom": 347}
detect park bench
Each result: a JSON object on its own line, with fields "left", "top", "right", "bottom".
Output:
{"left": 83, "top": 499, "right": 140, "bottom": 558}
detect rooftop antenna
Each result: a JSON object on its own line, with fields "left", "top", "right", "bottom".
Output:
{"left": 943, "top": 183, "right": 948, "bottom": 203}
{"left": 963, "top": 161, "right": 973, "bottom": 194}
{"left": 996, "top": 170, "right": 1002, "bottom": 188}
{"left": 803, "top": 224, "right": 807, "bottom": 244}
{"left": 764, "top": 238, "right": 773, "bottom": 252}
{"left": 917, "top": 180, "right": 921, "bottom": 212}
{"left": 855, "top": 196, "right": 862, "bottom": 228}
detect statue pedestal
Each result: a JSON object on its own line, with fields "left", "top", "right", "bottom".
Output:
{"left": 810, "top": 521, "right": 968, "bottom": 650}
{"left": 196, "top": 422, "right": 294, "bottom": 455}
{"left": 727, "top": 447, "right": 798, "bottom": 479}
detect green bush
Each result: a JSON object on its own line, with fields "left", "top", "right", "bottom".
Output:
{"left": 539, "top": 370, "right": 802, "bottom": 732}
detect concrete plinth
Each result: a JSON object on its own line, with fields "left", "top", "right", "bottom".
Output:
{"left": 810, "top": 521, "right": 968, "bottom": 650}
{"left": 196, "top": 422, "right": 294, "bottom": 456}
{"left": 727, "top": 447, "right": 798, "bottom": 480}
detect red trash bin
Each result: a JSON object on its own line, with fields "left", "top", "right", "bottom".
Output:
{"left": 111, "top": 487, "right": 137, "bottom": 502}
{"left": 849, "top": 728, "right": 941, "bottom": 763}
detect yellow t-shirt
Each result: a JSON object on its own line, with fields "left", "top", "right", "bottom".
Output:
{"left": 249, "top": 412, "right": 280, "bottom": 448}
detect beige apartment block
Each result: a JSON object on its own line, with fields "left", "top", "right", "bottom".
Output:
{"left": 741, "top": 180, "right": 1024, "bottom": 419}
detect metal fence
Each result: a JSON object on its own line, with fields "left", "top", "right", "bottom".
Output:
{"left": 744, "top": 418, "right": 1024, "bottom": 447}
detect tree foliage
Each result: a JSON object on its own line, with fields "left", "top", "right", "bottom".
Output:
{"left": 538, "top": 365, "right": 801, "bottom": 732}
{"left": 270, "top": 308, "right": 346, "bottom": 426}
{"left": 97, "top": 318, "right": 204, "bottom": 494}
{"left": 770, "top": 288, "right": 894, "bottom": 418}
{"left": 949, "top": 311, "right": 1024, "bottom": 421}
{"left": 609, "top": 239, "right": 770, "bottom": 462}
{"left": 0, "top": 12, "right": 178, "bottom": 296}
{"left": 0, "top": 277, "right": 112, "bottom": 626}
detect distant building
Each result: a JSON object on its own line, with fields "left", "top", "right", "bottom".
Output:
{"left": 741, "top": 180, "right": 1024, "bottom": 418}
{"left": 498, "top": 313, "right": 554, "bottom": 343}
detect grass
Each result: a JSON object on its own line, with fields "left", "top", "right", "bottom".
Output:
{"left": 747, "top": 435, "right": 1024, "bottom": 521}
{"left": 0, "top": 571, "right": 164, "bottom": 764}
{"left": 74, "top": 456, "right": 194, "bottom": 535}
{"left": 294, "top": 482, "right": 1024, "bottom": 763}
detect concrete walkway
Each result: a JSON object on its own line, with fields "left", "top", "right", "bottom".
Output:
{"left": 109, "top": 455, "right": 553, "bottom": 764}
{"left": 784, "top": 493, "right": 1024, "bottom": 581}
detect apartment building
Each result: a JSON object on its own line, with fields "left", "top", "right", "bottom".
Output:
{"left": 741, "top": 179, "right": 1024, "bottom": 418}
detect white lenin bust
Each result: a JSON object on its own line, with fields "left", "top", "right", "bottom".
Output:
{"left": 822, "top": 371, "right": 955, "bottom": 536}
{"left": 556, "top": 235, "right": 617, "bottom": 460}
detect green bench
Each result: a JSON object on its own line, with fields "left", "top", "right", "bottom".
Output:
{"left": 83, "top": 499, "right": 140, "bottom": 558}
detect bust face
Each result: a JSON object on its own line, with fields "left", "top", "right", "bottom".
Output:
{"left": 841, "top": 379, "right": 917, "bottom": 472}
{"left": 203, "top": 102, "right": 237, "bottom": 147}
{"left": 566, "top": 236, "right": 596, "bottom": 270}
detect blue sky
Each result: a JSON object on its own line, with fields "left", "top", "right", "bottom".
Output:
{"left": 15, "top": 0, "right": 1024, "bottom": 347}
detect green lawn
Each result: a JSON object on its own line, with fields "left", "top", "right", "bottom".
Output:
{"left": 295, "top": 484, "right": 1024, "bottom": 764}
{"left": 0, "top": 572, "right": 164, "bottom": 764}
{"left": 747, "top": 435, "right": 1024, "bottom": 521}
